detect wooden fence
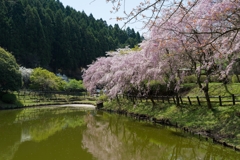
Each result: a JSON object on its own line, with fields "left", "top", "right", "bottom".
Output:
{"left": 17, "top": 90, "right": 88, "bottom": 103}
{"left": 126, "top": 94, "right": 240, "bottom": 106}
{"left": 181, "top": 94, "right": 240, "bottom": 106}
{"left": 17, "top": 90, "right": 240, "bottom": 106}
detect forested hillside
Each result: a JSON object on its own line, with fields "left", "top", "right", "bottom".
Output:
{"left": 0, "top": 0, "right": 142, "bottom": 77}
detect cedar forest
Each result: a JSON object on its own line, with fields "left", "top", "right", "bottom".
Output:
{"left": 0, "top": 0, "right": 142, "bottom": 78}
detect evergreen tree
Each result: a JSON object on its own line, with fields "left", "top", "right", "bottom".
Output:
{"left": 8, "top": 0, "right": 25, "bottom": 60}
{"left": 24, "top": 5, "right": 47, "bottom": 67}
{"left": 51, "top": 9, "right": 66, "bottom": 71}
{"left": 0, "top": 0, "right": 142, "bottom": 78}
{"left": 0, "top": 0, "right": 9, "bottom": 49}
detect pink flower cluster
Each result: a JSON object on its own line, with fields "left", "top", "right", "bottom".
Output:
{"left": 83, "top": 0, "right": 240, "bottom": 97}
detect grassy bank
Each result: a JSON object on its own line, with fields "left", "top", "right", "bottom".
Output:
{"left": 102, "top": 83, "right": 240, "bottom": 149}
{"left": 0, "top": 91, "right": 97, "bottom": 109}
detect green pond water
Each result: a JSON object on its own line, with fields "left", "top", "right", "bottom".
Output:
{"left": 0, "top": 105, "right": 239, "bottom": 160}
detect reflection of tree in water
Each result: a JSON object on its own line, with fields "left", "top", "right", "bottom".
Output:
{"left": 1, "top": 109, "right": 239, "bottom": 160}
{"left": 82, "top": 114, "right": 122, "bottom": 160}
{"left": 0, "top": 141, "right": 21, "bottom": 160}
{"left": 21, "top": 114, "right": 85, "bottom": 142}
{"left": 14, "top": 107, "right": 90, "bottom": 123}
{"left": 82, "top": 113, "right": 240, "bottom": 160}
{"left": 82, "top": 114, "right": 169, "bottom": 160}
{"left": 0, "top": 107, "right": 88, "bottom": 160}
{"left": 12, "top": 107, "right": 88, "bottom": 142}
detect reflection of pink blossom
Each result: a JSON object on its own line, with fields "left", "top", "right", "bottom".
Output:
{"left": 82, "top": 115, "right": 169, "bottom": 160}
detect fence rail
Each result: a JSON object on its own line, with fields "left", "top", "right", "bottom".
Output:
{"left": 17, "top": 90, "right": 88, "bottom": 103}
{"left": 126, "top": 94, "right": 240, "bottom": 106}
{"left": 16, "top": 90, "right": 240, "bottom": 106}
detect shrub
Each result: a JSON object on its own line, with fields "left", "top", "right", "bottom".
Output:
{"left": 98, "top": 94, "right": 108, "bottom": 102}
{"left": 180, "top": 83, "right": 197, "bottom": 93}
{"left": 184, "top": 74, "right": 221, "bottom": 83}
{"left": 65, "top": 79, "right": 85, "bottom": 91}
{"left": 184, "top": 75, "right": 197, "bottom": 83}
{"left": 15, "top": 100, "right": 24, "bottom": 107}
{"left": 1, "top": 93, "right": 17, "bottom": 104}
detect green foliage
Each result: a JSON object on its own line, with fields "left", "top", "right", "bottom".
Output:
{"left": 147, "top": 80, "right": 171, "bottom": 95}
{"left": 126, "top": 80, "right": 171, "bottom": 97}
{"left": 184, "top": 74, "right": 218, "bottom": 83}
{"left": 0, "top": 47, "right": 22, "bottom": 91}
{"left": 180, "top": 83, "right": 197, "bottom": 94}
{"left": 98, "top": 94, "right": 108, "bottom": 102}
{"left": 184, "top": 74, "right": 223, "bottom": 83}
{"left": 231, "top": 75, "right": 240, "bottom": 83}
{"left": 65, "top": 79, "right": 85, "bottom": 91}
{"left": 1, "top": 90, "right": 95, "bottom": 107}
{"left": 1, "top": 93, "right": 17, "bottom": 104}
{"left": 184, "top": 83, "right": 240, "bottom": 97}
{"left": 14, "top": 108, "right": 86, "bottom": 142}
{"left": 0, "top": 0, "right": 142, "bottom": 77}
{"left": 30, "top": 67, "right": 64, "bottom": 91}
{"left": 131, "top": 45, "right": 141, "bottom": 51}
{"left": 184, "top": 75, "right": 197, "bottom": 83}
{"left": 58, "top": 80, "right": 67, "bottom": 91}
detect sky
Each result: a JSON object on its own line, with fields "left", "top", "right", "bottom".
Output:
{"left": 59, "top": 0, "right": 148, "bottom": 35}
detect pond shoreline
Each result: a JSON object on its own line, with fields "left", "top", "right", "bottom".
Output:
{"left": 2, "top": 100, "right": 239, "bottom": 152}
{"left": 0, "top": 102, "right": 96, "bottom": 110}
{"left": 100, "top": 107, "right": 240, "bottom": 152}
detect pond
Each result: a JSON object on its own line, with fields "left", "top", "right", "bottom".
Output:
{"left": 0, "top": 105, "right": 239, "bottom": 160}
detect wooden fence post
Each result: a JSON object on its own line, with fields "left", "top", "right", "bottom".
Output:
{"left": 180, "top": 96, "right": 183, "bottom": 104}
{"left": 232, "top": 94, "right": 235, "bottom": 105}
{"left": 196, "top": 96, "right": 201, "bottom": 106}
{"left": 173, "top": 96, "right": 176, "bottom": 104}
{"left": 219, "top": 96, "right": 222, "bottom": 106}
{"left": 167, "top": 96, "right": 170, "bottom": 103}
{"left": 187, "top": 96, "right": 192, "bottom": 105}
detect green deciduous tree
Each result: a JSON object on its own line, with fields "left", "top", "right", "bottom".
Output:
{"left": 0, "top": 47, "right": 22, "bottom": 91}
{"left": 30, "top": 67, "right": 63, "bottom": 91}
{"left": 65, "top": 79, "right": 84, "bottom": 91}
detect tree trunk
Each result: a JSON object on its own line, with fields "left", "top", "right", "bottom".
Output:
{"left": 116, "top": 95, "right": 121, "bottom": 108}
{"left": 175, "top": 93, "right": 180, "bottom": 107}
{"left": 150, "top": 96, "right": 156, "bottom": 110}
{"left": 203, "top": 85, "right": 212, "bottom": 109}
{"left": 196, "top": 74, "right": 212, "bottom": 109}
